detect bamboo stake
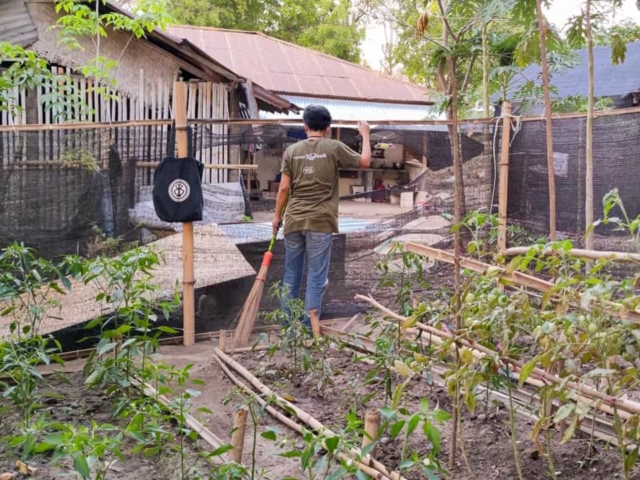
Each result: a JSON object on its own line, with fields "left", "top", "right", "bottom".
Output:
{"left": 498, "top": 101, "right": 512, "bottom": 252}
{"left": 219, "top": 330, "right": 226, "bottom": 353}
{"left": 132, "top": 378, "right": 230, "bottom": 464}
{"left": 230, "top": 407, "right": 248, "bottom": 463}
{"left": 213, "top": 348, "right": 406, "bottom": 480}
{"left": 174, "top": 81, "right": 196, "bottom": 347}
{"left": 355, "top": 294, "right": 640, "bottom": 417}
{"left": 331, "top": 326, "right": 632, "bottom": 449}
{"left": 309, "top": 309, "right": 321, "bottom": 339}
{"left": 211, "top": 353, "right": 393, "bottom": 480}
{"left": 585, "top": 0, "right": 595, "bottom": 250}
{"left": 503, "top": 246, "right": 640, "bottom": 263}
{"left": 404, "top": 242, "right": 640, "bottom": 324}
{"left": 536, "top": 0, "right": 557, "bottom": 240}
{"left": 363, "top": 409, "right": 381, "bottom": 457}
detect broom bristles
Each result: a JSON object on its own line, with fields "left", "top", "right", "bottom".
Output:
{"left": 233, "top": 263, "right": 270, "bottom": 348}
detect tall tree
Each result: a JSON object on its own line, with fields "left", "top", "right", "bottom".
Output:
{"left": 566, "top": 0, "right": 628, "bottom": 248}
{"left": 169, "top": 0, "right": 367, "bottom": 62}
{"left": 533, "top": 0, "right": 558, "bottom": 240}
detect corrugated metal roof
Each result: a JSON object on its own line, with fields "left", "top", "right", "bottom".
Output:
{"left": 168, "top": 25, "right": 432, "bottom": 105}
{"left": 0, "top": 0, "right": 293, "bottom": 114}
{"left": 263, "top": 96, "right": 436, "bottom": 122}
{"left": 0, "top": 0, "right": 38, "bottom": 47}
{"left": 505, "top": 41, "right": 640, "bottom": 101}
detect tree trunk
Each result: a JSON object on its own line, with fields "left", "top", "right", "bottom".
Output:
{"left": 448, "top": 53, "right": 463, "bottom": 472}
{"left": 535, "top": 0, "right": 557, "bottom": 240}
{"left": 585, "top": 0, "right": 595, "bottom": 249}
{"left": 482, "top": 23, "right": 490, "bottom": 119}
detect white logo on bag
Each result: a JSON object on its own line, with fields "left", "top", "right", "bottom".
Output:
{"left": 169, "top": 179, "right": 190, "bottom": 202}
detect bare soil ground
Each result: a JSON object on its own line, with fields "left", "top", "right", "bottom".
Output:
{"left": 0, "top": 372, "right": 214, "bottom": 480}
{"left": 233, "top": 342, "right": 639, "bottom": 480}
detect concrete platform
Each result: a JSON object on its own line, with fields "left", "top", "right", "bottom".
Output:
{"left": 0, "top": 225, "right": 255, "bottom": 341}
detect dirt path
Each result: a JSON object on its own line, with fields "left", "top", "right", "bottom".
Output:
{"left": 155, "top": 341, "right": 307, "bottom": 479}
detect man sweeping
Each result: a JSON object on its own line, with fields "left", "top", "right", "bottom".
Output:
{"left": 272, "top": 105, "right": 372, "bottom": 325}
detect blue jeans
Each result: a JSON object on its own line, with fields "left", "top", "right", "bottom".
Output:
{"left": 280, "top": 231, "right": 333, "bottom": 325}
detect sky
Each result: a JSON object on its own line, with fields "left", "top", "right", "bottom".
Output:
{"left": 362, "top": 0, "right": 640, "bottom": 72}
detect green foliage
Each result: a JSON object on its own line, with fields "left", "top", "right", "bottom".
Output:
{"left": 170, "top": 0, "right": 366, "bottom": 62}
{"left": 78, "top": 247, "right": 179, "bottom": 394}
{"left": 46, "top": 422, "right": 125, "bottom": 480}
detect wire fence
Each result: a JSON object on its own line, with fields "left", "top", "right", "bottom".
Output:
{"left": 1, "top": 108, "right": 640, "bottom": 258}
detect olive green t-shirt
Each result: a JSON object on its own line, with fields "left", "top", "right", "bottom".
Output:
{"left": 281, "top": 138, "right": 361, "bottom": 235}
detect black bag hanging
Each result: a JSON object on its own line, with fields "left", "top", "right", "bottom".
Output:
{"left": 152, "top": 123, "right": 205, "bottom": 223}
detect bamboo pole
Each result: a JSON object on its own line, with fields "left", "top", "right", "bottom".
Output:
{"left": 355, "top": 294, "right": 640, "bottom": 417}
{"left": 536, "top": 0, "right": 557, "bottom": 240}
{"left": 219, "top": 330, "right": 226, "bottom": 353}
{"left": 211, "top": 353, "right": 393, "bottom": 480}
{"left": 362, "top": 409, "right": 381, "bottom": 457}
{"left": 230, "top": 407, "right": 248, "bottom": 463}
{"left": 340, "top": 314, "right": 361, "bottom": 333}
{"left": 5, "top": 105, "right": 640, "bottom": 133}
{"left": 132, "top": 378, "right": 230, "bottom": 464}
{"left": 213, "top": 348, "right": 406, "bottom": 480}
{"left": 498, "top": 101, "right": 512, "bottom": 252}
{"left": 135, "top": 162, "right": 257, "bottom": 170}
{"left": 585, "top": 0, "right": 595, "bottom": 250}
{"left": 309, "top": 309, "right": 321, "bottom": 339}
{"left": 403, "top": 242, "right": 640, "bottom": 324}
{"left": 502, "top": 246, "right": 640, "bottom": 263}
{"left": 174, "top": 82, "right": 196, "bottom": 347}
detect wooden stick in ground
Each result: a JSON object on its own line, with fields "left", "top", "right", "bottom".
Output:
{"left": 498, "top": 101, "right": 512, "bottom": 253}
{"left": 309, "top": 309, "right": 321, "bottom": 338}
{"left": 211, "top": 353, "right": 394, "bottom": 480}
{"left": 219, "top": 330, "right": 226, "bottom": 353}
{"left": 213, "top": 348, "right": 406, "bottom": 480}
{"left": 355, "top": 294, "right": 640, "bottom": 417}
{"left": 363, "top": 409, "right": 381, "bottom": 457}
{"left": 174, "top": 81, "right": 196, "bottom": 347}
{"left": 230, "top": 407, "right": 248, "bottom": 463}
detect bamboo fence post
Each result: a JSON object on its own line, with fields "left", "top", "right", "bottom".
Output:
{"left": 362, "top": 409, "right": 381, "bottom": 457}
{"left": 230, "top": 407, "right": 248, "bottom": 463}
{"left": 498, "top": 101, "right": 512, "bottom": 253}
{"left": 174, "top": 81, "right": 196, "bottom": 347}
{"left": 585, "top": 0, "right": 595, "bottom": 250}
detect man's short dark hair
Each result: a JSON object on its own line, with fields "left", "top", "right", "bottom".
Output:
{"left": 303, "top": 105, "right": 332, "bottom": 131}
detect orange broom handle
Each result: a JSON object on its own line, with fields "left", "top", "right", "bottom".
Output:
{"left": 257, "top": 224, "right": 280, "bottom": 279}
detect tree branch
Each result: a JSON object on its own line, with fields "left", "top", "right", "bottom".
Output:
{"left": 436, "top": 0, "right": 458, "bottom": 42}
{"left": 461, "top": 54, "right": 478, "bottom": 93}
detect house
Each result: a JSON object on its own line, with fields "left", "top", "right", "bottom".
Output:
{"left": 0, "top": 0, "right": 294, "bottom": 125}
{"left": 0, "top": 0, "right": 298, "bottom": 254}
{"left": 168, "top": 25, "right": 442, "bottom": 200}
{"left": 502, "top": 41, "right": 640, "bottom": 115}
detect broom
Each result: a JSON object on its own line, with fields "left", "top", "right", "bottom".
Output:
{"left": 233, "top": 226, "right": 280, "bottom": 348}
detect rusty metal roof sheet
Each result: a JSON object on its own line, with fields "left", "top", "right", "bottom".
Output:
{"left": 0, "top": 0, "right": 293, "bottom": 113}
{"left": 169, "top": 26, "right": 433, "bottom": 105}
{"left": 0, "top": 0, "right": 38, "bottom": 47}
